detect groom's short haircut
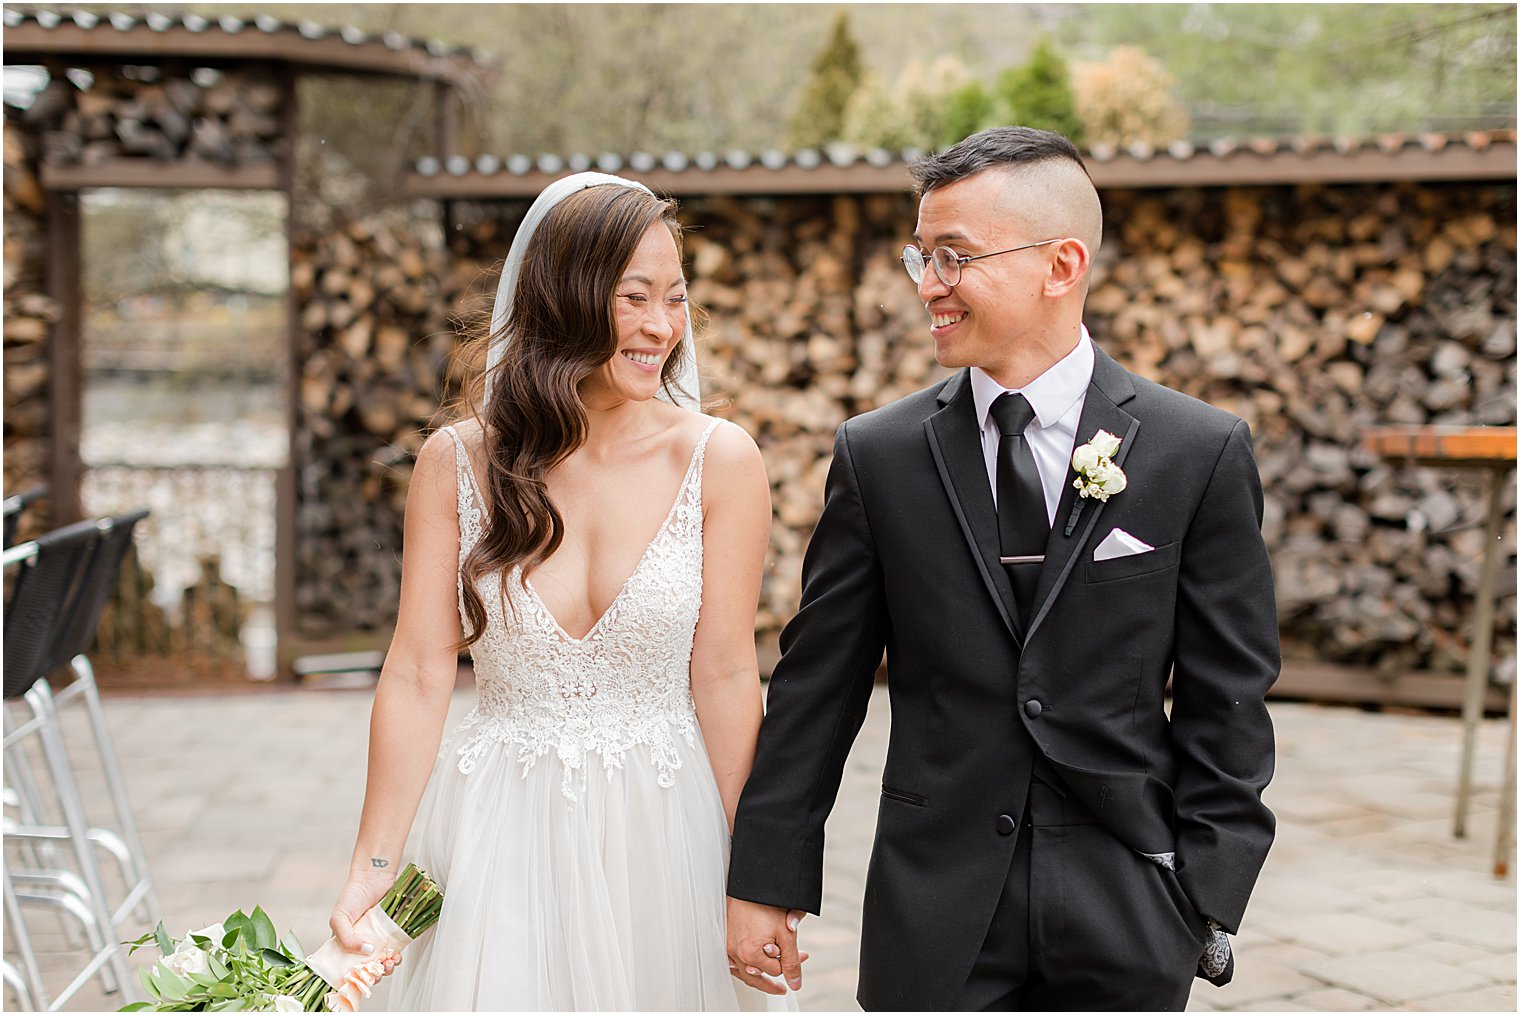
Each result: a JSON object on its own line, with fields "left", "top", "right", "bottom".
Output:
{"left": 907, "top": 126, "right": 1089, "bottom": 195}
{"left": 909, "top": 126, "right": 1102, "bottom": 256}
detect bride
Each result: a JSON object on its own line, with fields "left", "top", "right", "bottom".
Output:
{"left": 326, "top": 173, "right": 800, "bottom": 1010}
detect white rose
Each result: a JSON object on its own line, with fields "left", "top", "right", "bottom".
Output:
{"left": 1072, "top": 444, "right": 1103, "bottom": 474}
{"left": 1089, "top": 430, "right": 1122, "bottom": 459}
{"left": 271, "top": 995, "right": 304, "bottom": 1012}
{"left": 190, "top": 923, "right": 226, "bottom": 948}
{"left": 162, "top": 943, "right": 211, "bottom": 978}
{"left": 1094, "top": 461, "right": 1128, "bottom": 495}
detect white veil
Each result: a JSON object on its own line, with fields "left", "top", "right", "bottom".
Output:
{"left": 483, "top": 171, "right": 700, "bottom": 410}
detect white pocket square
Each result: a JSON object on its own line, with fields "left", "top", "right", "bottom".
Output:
{"left": 1093, "top": 527, "right": 1155, "bottom": 562}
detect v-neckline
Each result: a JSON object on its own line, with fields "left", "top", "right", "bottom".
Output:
{"left": 520, "top": 425, "right": 708, "bottom": 645}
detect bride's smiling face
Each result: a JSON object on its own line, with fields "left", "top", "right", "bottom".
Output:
{"left": 581, "top": 222, "right": 688, "bottom": 408}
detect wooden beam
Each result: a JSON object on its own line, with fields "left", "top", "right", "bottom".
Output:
{"left": 3, "top": 21, "right": 478, "bottom": 86}
{"left": 1270, "top": 661, "right": 1510, "bottom": 714}
{"left": 405, "top": 139, "right": 1519, "bottom": 199}
{"left": 276, "top": 66, "right": 299, "bottom": 681}
{"left": 42, "top": 158, "right": 282, "bottom": 191}
{"left": 45, "top": 191, "right": 83, "bottom": 523}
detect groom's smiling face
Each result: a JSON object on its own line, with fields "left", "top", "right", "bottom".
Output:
{"left": 913, "top": 169, "right": 1052, "bottom": 374}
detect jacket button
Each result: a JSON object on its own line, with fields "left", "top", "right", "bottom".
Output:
{"left": 996, "top": 814, "right": 1017, "bottom": 836}
{"left": 1024, "top": 699, "right": 1043, "bottom": 718}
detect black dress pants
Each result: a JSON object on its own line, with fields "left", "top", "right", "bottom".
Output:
{"left": 961, "top": 778, "right": 1208, "bottom": 1012}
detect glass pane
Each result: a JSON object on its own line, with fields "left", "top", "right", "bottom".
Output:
{"left": 79, "top": 188, "right": 288, "bottom": 681}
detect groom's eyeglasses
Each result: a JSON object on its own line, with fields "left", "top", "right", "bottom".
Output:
{"left": 900, "top": 238, "right": 1064, "bottom": 288}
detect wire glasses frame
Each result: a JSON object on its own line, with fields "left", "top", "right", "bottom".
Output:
{"left": 901, "top": 238, "right": 1065, "bottom": 287}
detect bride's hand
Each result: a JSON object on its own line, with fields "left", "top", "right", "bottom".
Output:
{"left": 328, "top": 871, "right": 395, "bottom": 955}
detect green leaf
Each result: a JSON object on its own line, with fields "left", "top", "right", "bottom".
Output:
{"left": 155, "top": 920, "right": 175, "bottom": 956}
{"left": 153, "top": 968, "right": 190, "bottom": 1002}
{"left": 208, "top": 953, "right": 231, "bottom": 980}
{"left": 223, "top": 912, "right": 251, "bottom": 941}
{"left": 118, "top": 1003, "right": 153, "bottom": 1012}
{"left": 208, "top": 999, "right": 248, "bottom": 1012}
{"left": 260, "top": 948, "right": 294, "bottom": 969}
{"left": 281, "top": 932, "right": 305, "bottom": 962}
{"left": 205, "top": 982, "right": 240, "bottom": 999}
{"left": 249, "top": 907, "right": 278, "bottom": 951}
{"left": 138, "top": 964, "right": 163, "bottom": 999}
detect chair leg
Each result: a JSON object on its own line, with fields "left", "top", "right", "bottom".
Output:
{"left": 22, "top": 679, "right": 135, "bottom": 1002}
{"left": 4, "top": 707, "right": 85, "bottom": 950}
{"left": 67, "top": 654, "right": 160, "bottom": 925}
{"left": 4, "top": 863, "right": 47, "bottom": 1010}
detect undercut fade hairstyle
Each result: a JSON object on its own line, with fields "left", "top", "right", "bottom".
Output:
{"left": 907, "top": 126, "right": 1091, "bottom": 196}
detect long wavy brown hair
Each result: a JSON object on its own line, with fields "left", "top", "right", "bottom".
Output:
{"left": 455, "top": 184, "right": 689, "bottom": 648}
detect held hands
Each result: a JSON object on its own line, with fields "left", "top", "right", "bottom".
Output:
{"left": 726, "top": 897, "right": 809, "bottom": 996}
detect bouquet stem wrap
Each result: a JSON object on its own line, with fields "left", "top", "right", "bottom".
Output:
{"left": 305, "top": 906, "right": 412, "bottom": 1008}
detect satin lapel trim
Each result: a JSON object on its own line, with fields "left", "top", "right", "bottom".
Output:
{"left": 924, "top": 371, "right": 1022, "bottom": 644}
{"left": 1025, "top": 352, "right": 1140, "bottom": 645}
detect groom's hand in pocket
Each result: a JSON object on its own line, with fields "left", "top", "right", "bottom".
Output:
{"left": 727, "top": 897, "right": 807, "bottom": 994}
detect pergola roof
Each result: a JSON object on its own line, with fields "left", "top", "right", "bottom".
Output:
{"left": 2, "top": 6, "right": 489, "bottom": 86}
{"left": 409, "top": 129, "right": 1518, "bottom": 198}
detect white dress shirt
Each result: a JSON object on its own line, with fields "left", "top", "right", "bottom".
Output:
{"left": 970, "top": 325, "right": 1096, "bottom": 526}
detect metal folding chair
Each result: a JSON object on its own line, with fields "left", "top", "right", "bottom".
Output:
{"left": 2, "top": 485, "right": 48, "bottom": 551}
{"left": 3, "top": 516, "right": 140, "bottom": 1010}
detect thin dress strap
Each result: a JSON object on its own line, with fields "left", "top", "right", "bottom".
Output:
{"left": 440, "top": 424, "right": 486, "bottom": 554}
{"left": 685, "top": 417, "right": 724, "bottom": 513}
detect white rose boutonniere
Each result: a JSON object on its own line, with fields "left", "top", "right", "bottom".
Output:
{"left": 1071, "top": 430, "right": 1127, "bottom": 502}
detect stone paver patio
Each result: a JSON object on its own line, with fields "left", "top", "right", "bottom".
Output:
{"left": 6, "top": 684, "right": 1515, "bottom": 1011}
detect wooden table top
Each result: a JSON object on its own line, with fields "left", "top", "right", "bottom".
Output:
{"left": 1362, "top": 425, "right": 1518, "bottom": 467}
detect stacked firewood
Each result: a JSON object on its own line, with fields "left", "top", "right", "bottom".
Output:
{"left": 290, "top": 183, "right": 1515, "bottom": 680}
{"left": 1085, "top": 183, "right": 1517, "bottom": 677}
{"left": 21, "top": 65, "right": 284, "bottom": 167}
{"left": 2, "top": 116, "right": 54, "bottom": 529}
{"left": 290, "top": 208, "right": 487, "bottom": 636}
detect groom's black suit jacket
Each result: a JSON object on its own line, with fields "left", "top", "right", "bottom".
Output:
{"left": 729, "top": 345, "right": 1279, "bottom": 1008}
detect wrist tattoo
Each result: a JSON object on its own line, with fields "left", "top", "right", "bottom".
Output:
{"left": 370, "top": 858, "right": 390, "bottom": 868}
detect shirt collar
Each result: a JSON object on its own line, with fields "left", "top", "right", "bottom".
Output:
{"left": 971, "top": 324, "right": 1095, "bottom": 432}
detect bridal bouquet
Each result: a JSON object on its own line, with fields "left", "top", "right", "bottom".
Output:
{"left": 122, "top": 864, "right": 443, "bottom": 1012}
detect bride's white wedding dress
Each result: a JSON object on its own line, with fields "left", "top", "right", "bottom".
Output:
{"left": 388, "top": 417, "right": 792, "bottom": 1011}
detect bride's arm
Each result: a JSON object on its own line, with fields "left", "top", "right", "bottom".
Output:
{"left": 690, "top": 421, "right": 772, "bottom": 832}
{"left": 329, "top": 430, "right": 465, "bottom": 952}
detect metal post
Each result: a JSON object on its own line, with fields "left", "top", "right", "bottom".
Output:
{"left": 1455, "top": 465, "right": 1508, "bottom": 836}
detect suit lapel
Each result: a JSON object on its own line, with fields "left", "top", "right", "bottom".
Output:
{"left": 1025, "top": 347, "right": 1140, "bottom": 644}
{"left": 924, "top": 371, "right": 1023, "bottom": 645}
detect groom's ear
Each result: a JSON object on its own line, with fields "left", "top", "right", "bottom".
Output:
{"left": 1042, "top": 238, "right": 1091, "bottom": 299}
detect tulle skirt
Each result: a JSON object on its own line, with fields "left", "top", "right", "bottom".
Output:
{"left": 386, "top": 723, "right": 794, "bottom": 1012}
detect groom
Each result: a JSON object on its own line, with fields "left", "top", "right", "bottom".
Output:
{"left": 726, "top": 127, "right": 1278, "bottom": 1010}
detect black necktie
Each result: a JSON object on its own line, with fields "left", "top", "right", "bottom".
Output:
{"left": 990, "top": 392, "right": 1048, "bottom": 624}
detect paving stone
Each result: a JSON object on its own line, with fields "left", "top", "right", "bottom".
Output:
{"left": 1404, "top": 982, "right": 1518, "bottom": 1010}
{"left": 1207, "top": 959, "right": 1320, "bottom": 1006}
{"left": 1423, "top": 908, "right": 1518, "bottom": 952}
{"left": 1301, "top": 951, "right": 1492, "bottom": 1005}
{"left": 1395, "top": 937, "right": 1505, "bottom": 966}
{"left": 1360, "top": 893, "right": 1490, "bottom": 924}
{"left": 1278, "top": 911, "right": 1425, "bottom": 955}
{"left": 1288, "top": 986, "right": 1383, "bottom": 1010}
{"left": 1463, "top": 951, "right": 1520, "bottom": 983}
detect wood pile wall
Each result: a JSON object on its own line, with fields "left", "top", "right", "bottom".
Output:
{"left": 289, "top": 181, "right": 1516, "bottom": 683}
{"left": 3, "top": 115, "right": 54, "bottom": 535}
{"left": 20, "top": 64, "right": 284, "bottom": 169}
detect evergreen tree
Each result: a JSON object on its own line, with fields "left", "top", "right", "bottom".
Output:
{"left": 996, "top": 38, "right": 1084, "bottom": 144}
{"left": 940, "top": 81, "right": 997, "bottom": 148}
{"left": 786, "top": 12, "right": 865, "bottom": 150}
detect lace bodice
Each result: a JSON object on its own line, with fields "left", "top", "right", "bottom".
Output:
{"left": 439, "top": 418, "right": 721, "bottom": 801}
